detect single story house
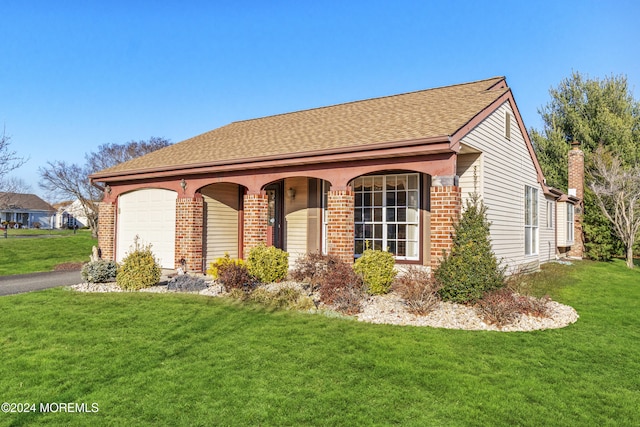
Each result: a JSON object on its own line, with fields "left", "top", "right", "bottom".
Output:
{"left": 53, "top": 199, "right": 91, "bottom": 229}
{"left": 90, "top": 77, "right": 583, "bottom": 272}
{"left": 0, "top": 192, "right": 56, "bottom": 229}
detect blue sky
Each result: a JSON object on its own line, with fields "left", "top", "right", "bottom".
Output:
{"left": 2, "top": 0, "right": 639, "bottom": 201}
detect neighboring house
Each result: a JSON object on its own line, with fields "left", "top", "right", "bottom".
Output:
{"left": 90, "top": 77, "right": 583, "bottom": 272}
{"left": 53, "top": 199, "right": 91, "bottom": 229}
{"left": 0, "top": 192, "right": 56, "bottom": 229}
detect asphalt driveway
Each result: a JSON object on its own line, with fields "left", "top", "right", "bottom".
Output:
{"left": 0, "top": 270, "right": 82, "bottom": 296}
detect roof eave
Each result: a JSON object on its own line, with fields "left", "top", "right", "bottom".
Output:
{"left": 91, "top": 135, "right": 453, "bottom": 183}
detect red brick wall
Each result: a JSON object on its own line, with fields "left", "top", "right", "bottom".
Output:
{"left": 243, "top": 193, "right": 268, "bottom": 258}
{"left": 429, "top": 185, "right": 462, "bottom": 268}
{"left": 568, "top": 144, "right": 584, "bottom": 258}
{"left": 175, "top": 196, "right": 203, "bottom": 271}
{"left": 98, "top": 202, "right": 116, "bottom": 261}
{"left": 326, "top": 189, "right": 355, "bottom": 264}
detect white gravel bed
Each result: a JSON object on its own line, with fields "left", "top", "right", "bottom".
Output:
{"left": 356, "top": 292, "right": 578, "bottom": 331}
{"left": 68, "top": 281, "right": 578, "bottom": 332}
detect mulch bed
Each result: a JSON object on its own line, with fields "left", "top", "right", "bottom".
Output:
{"left": 54, "top": 262, "right": 84, "bottom": 271}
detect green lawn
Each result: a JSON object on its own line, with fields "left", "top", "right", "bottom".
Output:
{"left": 0, "top": 260, "right": 638, "bottom": 426}
{"left": 0, "top": 229, "right": 97, "bottom": 275}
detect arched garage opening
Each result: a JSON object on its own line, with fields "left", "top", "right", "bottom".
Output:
{"left": 116, "top": 188, "right": 177, "bottom": 269}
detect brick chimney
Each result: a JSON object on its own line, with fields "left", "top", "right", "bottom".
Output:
{"left": 567, "top": 141, "right": 584, "bottom": 258}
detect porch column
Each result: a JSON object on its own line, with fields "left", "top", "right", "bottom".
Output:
{"left": 175, "top": 195, "right": 204, "bottom": 272}
{"left": 326, "top": 187, "right": 355, "bottom": 264}
{"left": 97, "top": 201, "right": 116, "bottom": 261}
{"left": 429, "top": 176, "right": 462, "bottom": 269}
{"left": 243, "top": 192, "right": 269, "bottom": 259}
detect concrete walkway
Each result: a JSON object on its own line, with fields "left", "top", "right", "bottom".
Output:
{"left": 0, "top": 270, "right": 82, "bottom": 296}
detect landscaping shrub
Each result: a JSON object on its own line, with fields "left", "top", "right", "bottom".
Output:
{"left": 217, "top": 262, "right": 257, "bottom": 291}
{"left": 248, "top": 287, "right": 315, "bottom": 311}
{"left": 247, "top": 244, "right": 289, "bottom": 283}
{"left": 116, "top": 238, "right": 162, "bottom": 291}
{"left": 291, "top": 252, "right": 341, "bottom": 291}
{"left": 435, "top": 193, "right": 506, "bottom": 303}
{"left": 81, "top": 260, "right": 118, "bottom": 283}
{"left": 393, "top": 267, "right": 441, "bottom": 315}
{"left": 226, "top": 288, "right": 248, "bottom": 301}
{"left": 167, "top": 274, "right": 208, "bottom": 292}
{"left": 206, "top": 253, "right": 245, "bottom": 279}
{"left": 474, "top": 288, "right": 522, "bottom": 327}
{"left": 353, "top": 248, "right": 397, "bottom": 295}
{"left": 476, "top": 288, "right": 551, "bottom": 328}
{"left": 319, "top": 259, "right": 365, "bottom": 315}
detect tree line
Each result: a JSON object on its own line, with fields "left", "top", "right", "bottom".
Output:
{"left": 531, "top": 71, "right": 640, "bottom": 268}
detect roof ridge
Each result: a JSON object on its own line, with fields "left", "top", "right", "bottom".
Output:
{"left": 231, "top": 76, "right": 506, "bottom": 124}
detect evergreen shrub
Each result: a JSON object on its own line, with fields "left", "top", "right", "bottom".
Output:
{"left": 435, "top": 193, "right": 506, "bottom": 303}
{"left": 81, "top": 260, "right": 118, "bottom": 283}
{"left": 116, "top": 237, "right": 162, "bottom": 290}
{"left": 353, "top": 248, "right": 397, "bottom": 295}
{"left": 247, "top": 244, "right": 289, "bottom": 283}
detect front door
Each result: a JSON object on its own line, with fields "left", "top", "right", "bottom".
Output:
{"left": 265, "top": 182, "right": 283, "bottom": 249}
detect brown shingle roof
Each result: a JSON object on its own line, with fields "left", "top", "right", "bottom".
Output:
{"left": 93, "top": 77, "right": 508, "bottom": 178}
{"left": 0, "top": 193, "right": 55, "bottom": 211}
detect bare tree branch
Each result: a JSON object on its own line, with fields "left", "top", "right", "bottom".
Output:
{"left": 0, "top": 127, "right": 28, "bottom": 192}
{"left": 589, "top": 146, "right": 640, "bottom": 268}
{"left": 39, "top": 161, "right": 101, "bottom": 236}
{"left": 38, "top": 137, "right": 171, "bottom": 237}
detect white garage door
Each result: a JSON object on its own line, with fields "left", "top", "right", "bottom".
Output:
{"left": 117, "top": 189, "right": 177, "bottom": 269}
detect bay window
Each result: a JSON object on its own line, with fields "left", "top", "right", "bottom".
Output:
{"left": 353, "top": 173, "right": 420, "bottom": 260}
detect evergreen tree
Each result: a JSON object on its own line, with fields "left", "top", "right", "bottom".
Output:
{"left": 435, "top": 193, "right": 505, "bottom": 304}
{"left": 531, "top": 72, "right": 640, "bottom": 259}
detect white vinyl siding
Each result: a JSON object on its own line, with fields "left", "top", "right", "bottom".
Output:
{"left": 459, "top": 101, "right": 549, "bottom": 271}
{"left": 284, "top": 177, "right": 309, "bottom": 267}
{"left": 457, "top": 152, "right": 483, "bottom": 203}
{"left": 202, "top": 183, "right": 240, "bottom": 266}
{"left": 539, "top": 196, "right": 556, "bottom": 262}
{"left": 117, "top": 188, "right": 177, "bottom": 269}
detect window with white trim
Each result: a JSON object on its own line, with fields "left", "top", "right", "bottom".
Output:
{"left": 524, "top": 185, "right": 538, "bottom": 255}
{"left": 352, "top": 173, "right": 420, "bottom": 260}
{"left": 567, "top": 204, "right": 574, "bottom": 244}
{"left": 546, "top": 201, "right": 554, "bottom": 229}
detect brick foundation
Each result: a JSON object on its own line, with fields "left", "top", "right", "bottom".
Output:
{"left": 243, "top": 193, "right": 268, "bottom": 258}
{"left": 97, "top": 202, "right": 116, "bottom": 261}
{"left": 429, "top": 185, "right": 462, "bottom": 268}
{"left": 326, "top": 189, "right": 355, "bottom": 264}
{"left": 175, "top": 196, "right": 204, "bottom": 271}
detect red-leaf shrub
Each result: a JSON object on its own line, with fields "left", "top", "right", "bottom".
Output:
{"left": 476, "top": 288, "right": 550, "bottom": 328}
{"left": 393, "top": 267, "right": 441, "bottom": 315}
